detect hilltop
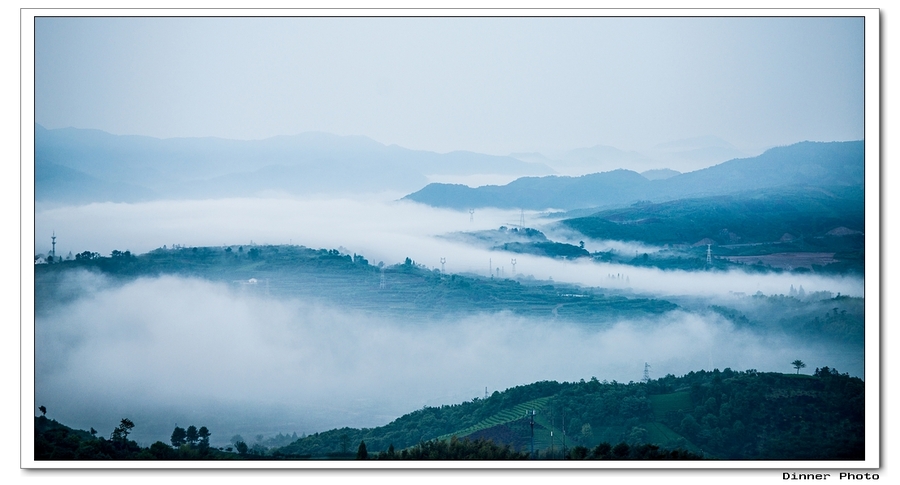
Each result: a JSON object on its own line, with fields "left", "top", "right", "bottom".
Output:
{"left": 403, "top": 141, "right": 864, "bottom": 211}
{"left": 271, "top": 367, "right": 863, "bottom": 460}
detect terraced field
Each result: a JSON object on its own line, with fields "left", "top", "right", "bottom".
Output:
{"left": 435, "top": 397, "right": 552, "bottom": 442}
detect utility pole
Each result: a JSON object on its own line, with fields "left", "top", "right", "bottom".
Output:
{"left": 529, "top": 409, "right": 535, "bottom": 459}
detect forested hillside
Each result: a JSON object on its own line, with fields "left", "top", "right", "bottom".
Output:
{"left": 36, "top": 367, "right": 861, "bottom": 461}
{"left": 268, "top": 367, "right": 865, "bottom": 460}
{"left": 34, "top": 244, "right": 677, "bottom": 323}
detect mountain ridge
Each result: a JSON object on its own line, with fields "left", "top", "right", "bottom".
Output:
{"left": 403, "top": 140, "right": 864, "bottom": 211}
{"left": 34, "top": 124, "right": 556, "bottom": 203}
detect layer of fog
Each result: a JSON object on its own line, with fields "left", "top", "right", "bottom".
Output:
{"left": 34, "top": 196, "right": 864, "bottom": 299}
{"left": 34, "top": 272, "right": 862, "bottom": 447}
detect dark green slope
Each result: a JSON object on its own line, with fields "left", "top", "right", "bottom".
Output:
{"left": 274, "top": 368, "right": 864, "bottom": 460}
{"left": 34, "top": 245, "right": 676, "bottom": 322}
{"left": 561, "top": 185, "right": 864, "bottom": 247}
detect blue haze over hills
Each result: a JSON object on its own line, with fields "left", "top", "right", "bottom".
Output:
{"left": 405, "top": 141, "right": 864, "bottom": 211}
{"left": 35, "top": 124, "right": 862, "bottom": 215}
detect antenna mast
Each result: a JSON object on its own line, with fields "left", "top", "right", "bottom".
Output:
{"left": 707, "top": 244, "right": 712, "bottom": 265}
{"left": 51, "top": 231, "right": 56, "bottom": 259}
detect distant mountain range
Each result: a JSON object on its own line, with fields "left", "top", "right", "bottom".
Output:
{"left": 403, "top": 141, "right": 864, "bottom": 211}
{"left": 511, "top": 135, "right": 751, "bottom": 176}
{"left": 34, "top": 124, "right": 554, "bottom": 204}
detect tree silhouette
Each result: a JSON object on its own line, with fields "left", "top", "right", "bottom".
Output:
{"left": 111, "top": 418, "right": 135, "bottom": 447}
{"left": 186, "top": 425, "right": 199, "bottom": 446}
{"left": 235, "top": 441, "right": 248, "bottom": 455}
{"left": 356, "top": 441, "right": 368, "bottom": 460}
{"left": 792, "top": 360, "right": 807, "bottom": 374}
{"left": 171, "top": 426, "right": 187, "bottom": 447}
{"left": 116, "top": 419, "right": 134, "bottom": 440}
{"left": 39, "top": 405, "right": 46, "bottom": 417}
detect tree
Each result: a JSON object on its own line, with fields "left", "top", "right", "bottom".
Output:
{"left": 792, "top": 360, "right": 807, "bottom": 374}
{"left": 39, "top": 405, "right": 46, "bottom": 417}
{"left": 171, "top": 426, "right": 187, "bottom": 447}
{"left": 235, "top": 441, "right": 248, "bottom": 455}
{"left": 197, "top": 426, "right": 210, "bottom": 448}
{"left": 111, "top": 418, "right": 135, "bottom": 447}
{"left": 186, "top": 425, "right": 199, "bottom": 446}
{"left": 356, "top": 441, "right": 368, "bottom": 460}
{"left": 116, "top": 419, "right": 134, "bottom": 441}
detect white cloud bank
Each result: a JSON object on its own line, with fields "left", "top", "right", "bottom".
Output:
{"left": 35, "top": 273, "right": 861, "bottom": 446}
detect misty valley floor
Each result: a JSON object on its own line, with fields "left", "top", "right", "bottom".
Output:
{"left": 32, "top": 243, "right": 864, "bottom": 454}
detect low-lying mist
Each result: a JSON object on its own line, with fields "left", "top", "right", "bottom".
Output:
{"left": 33, "top": 196, "right": 863, "bottom": 298}
{"left": 34, "top": 271, "right": 862, "bottom": 447}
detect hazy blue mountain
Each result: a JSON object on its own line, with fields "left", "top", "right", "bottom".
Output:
{"left": 645, "top": 135, "right": 750, "bottom": 171}
{"left": 640, "top": 168, "right": 680, "bottom": 181}
{"left": 652, "top": 141, "right": 864, "bottom": 199}
{"left": 404, "top": 141, "right": 864, "bottom": 211}
{"left": 34, "top": 124, "right": 554, "bottom": 203}
{"left": 535, "top": 145, "right": 657, "bottom": 175}
{"left": 405, "top": 169, "right": 652, "bottom": 211}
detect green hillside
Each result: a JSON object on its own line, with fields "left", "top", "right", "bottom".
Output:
{"left": 34, "top": 367, "right": 863, "bottom": 461}
{"left": 34, "top": 244, "right": 677, "bottom": 322}
{"left": 562, "top": 185, "right": 864, "bottom": 274}
{"left": 562, "top": 185, "right": 863, "bottom": 246}
{"left": 271, "top": 367, "right": 864, "bottom": 460}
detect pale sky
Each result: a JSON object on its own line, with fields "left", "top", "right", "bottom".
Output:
{"left": 34, "top": 15, "right": 864, "bottom": 155}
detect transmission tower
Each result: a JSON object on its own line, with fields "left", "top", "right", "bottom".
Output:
{"left": 643, "top": 362, "right": 651, "bottom": 383}
{"left": 469, "top": 209, "right": 474, "bottom": 222}
{"left": 440, "top": 257, "right": 446, "bottom": 275}
{"left": 379, "top": 266, "right": 386, "bottom": 289}
{"left": 51, "top": 231, "right": 56, "bottom": 259}
{"left": 510, "top": 258, "right": 516, "bottom": 275}
{"left": 707, "top": 244, "right": 712, "bottom": 265}
{"left": 519, "top": 209, "right": 525, "bottom": 228}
